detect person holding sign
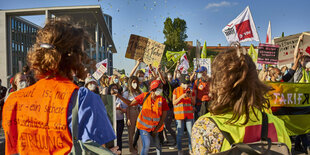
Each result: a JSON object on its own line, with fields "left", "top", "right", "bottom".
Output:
{"left": 125, "top": 80, "right": 169, "bottom": 155}
{"left": 191, "top": 47, "right": 291, "bottom": 154}
{"left": 2, "top": 19, "right": 118, "bottom": 154}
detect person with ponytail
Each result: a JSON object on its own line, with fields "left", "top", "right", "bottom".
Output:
{"left": 191, "top": 47, "right": 291, "bottom": 154}
{"left": 2, "top": 18, "right": 118, "bottom": 154}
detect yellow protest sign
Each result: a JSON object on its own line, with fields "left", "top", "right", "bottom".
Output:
{"left": 266, "top": 82, "right": 310, "bottom": 136}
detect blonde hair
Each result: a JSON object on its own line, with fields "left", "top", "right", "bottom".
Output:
{"left": 27, "top": 18, "right": 93, "bottom": 80}
{"left": 209, "top": 47, "right": 272, "bottom": 125}
{"left": 99, "top": 75, "right": 109, "bottom": 88}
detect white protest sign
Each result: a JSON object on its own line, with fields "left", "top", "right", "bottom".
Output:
{"left": 92, "top": 64, "right": 107, "bottom": 81}
{"left": 193, "top": 58, "right": 212, "bottom": 76}
{"left": 274, "top": 33, "right": 301, "bottom": 66}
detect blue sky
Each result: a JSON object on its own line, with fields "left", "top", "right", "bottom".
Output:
{"left": 1, "top": 0, "right": 310, "bottom": 74}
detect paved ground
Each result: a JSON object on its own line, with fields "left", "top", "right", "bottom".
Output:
{"left": 121, "top": 120, "right": 190, "bottom": 155}
{"left": 0, "top": 122, "right": 308, "bottom": 155}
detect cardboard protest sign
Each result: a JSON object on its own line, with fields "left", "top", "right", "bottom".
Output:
{"left": 143, "top": 38, "right": 165, "bottom": 67}
{"left": 293, "top": 32, "right": 310, "bottom": 60}
{"left": 266, "top": 82, "right": 310, "bottom": 136}
{"left": 274, "top": 33, "right": 301, "bottom": 66}
{"left": 125, "top": 34, "right": 148, "bottom": 60}
{"left": 92, "top": 64, "right": 107, "bottom": 80}
{"left": 193, "top": 58, "right": 211, "bottom": 76}
{"left": 125, "top": 34, "right": 165, "bottom": 67}
{"left": 257, "top": 43, "right": 279, "bottom": 65}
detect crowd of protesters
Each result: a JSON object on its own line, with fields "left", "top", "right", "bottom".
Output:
{"left": 0, "top": 18, "right": 310, "bottom": 155}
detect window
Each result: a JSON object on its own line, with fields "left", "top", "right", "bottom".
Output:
{"left": 11, "top": 18, "right": 14, "bottom": 30}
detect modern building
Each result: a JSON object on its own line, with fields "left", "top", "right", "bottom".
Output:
{"left": 0, "top": 5, "right": 117, "bottom": 87}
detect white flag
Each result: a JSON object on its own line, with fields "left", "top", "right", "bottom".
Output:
{"left": 96, "top": 59, "right": 107, "bottom": 69}
{"left": 178, "top": 54, "right": 189, "bottom": 74}
{"left": 222, "top": 6, "right": 259, "bottom": 43}
{"left": 266, "top": 21, "right": 272, "bottom": 44}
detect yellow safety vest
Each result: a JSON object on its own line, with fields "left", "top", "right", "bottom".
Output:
{"left": 204, "top": 108, "right": 291, "bottom": 152}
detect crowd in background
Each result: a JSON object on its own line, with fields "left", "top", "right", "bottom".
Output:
{"left": 0, "top": 18, "right": 309, "bottom": 155}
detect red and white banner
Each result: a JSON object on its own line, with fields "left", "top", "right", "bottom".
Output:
{"left": 222, "top": 6, "right": 259, "bottom": 43}
{"left": 96, "top": 59, "right": 107, "bottom": 69}
{"left": 266, "top": 21, "right": 272, "bottom": 44}
{"left": 178, "top": 54, "right": 189, "bottom": 74}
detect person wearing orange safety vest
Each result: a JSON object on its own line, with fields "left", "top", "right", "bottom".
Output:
{"left": 125, "top": 80, "right": 169, "bottom": 155}
{"left": 172, "top": 75, "right": 195, "bottom": 155}
{"left": 2, "top": 19, "right": 117, "bottom": 155}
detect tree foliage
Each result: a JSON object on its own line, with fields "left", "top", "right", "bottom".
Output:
{"left": 161, "top": 17, "right": 188, "bottom": 72}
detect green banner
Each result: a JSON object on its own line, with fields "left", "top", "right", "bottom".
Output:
{"left": 266, "top": 82, "right": 310, "bottom": 136}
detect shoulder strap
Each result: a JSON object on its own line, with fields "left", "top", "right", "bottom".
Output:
{"left": 142, "top": 93, "right": 151, "bottom": 105}
{"left": 208, "top": 117, "right": 235, "bottom": 145}
{"left": 71, "top": 89, "right": 83, "bottom": 154}
{"left": 261, "top": 112, "right": 270, "bottom": 141}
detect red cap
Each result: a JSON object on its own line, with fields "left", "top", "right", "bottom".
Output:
{"left": 10, "top": 77, "right": 14, "bottom": 84}
{"left": 150, "top": 80, "right": 161, "bottom": 91}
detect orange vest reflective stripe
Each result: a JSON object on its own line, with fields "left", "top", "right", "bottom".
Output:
{"left": 136, "top": 93, "right": 164, "bottom": 132}
{"left": 2, "top": 77, "right": 78, "bottom": 155}
{"left": 174, "top": 87, "right": 194, "bottom": 120}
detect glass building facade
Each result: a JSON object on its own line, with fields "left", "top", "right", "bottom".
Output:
{"left": 10, "top": 16, "right": 39, "bottom": 75}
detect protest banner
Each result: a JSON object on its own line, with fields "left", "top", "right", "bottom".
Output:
{"left": 274, "top": 33, "right": 301, "bottom": 66}
{"left": 125, "top": 34, "right": 165, "bottom": 67}
{"left": 222, "top": 6, "right": 259, "bottom": 43}
{"left": 193, "top": 58, "right": 211, "bottom": 76}
{"left": 266, "top": 82, "right": 310, "bottom": 136}
{"left": 257, "top": 43, "right": 279, "bottom": 65}
{"left": 92, "top": 64, "right": 107, "bottom": 80}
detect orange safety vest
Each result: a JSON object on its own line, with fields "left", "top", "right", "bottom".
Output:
{"left": 195, "top": 79, "right": 210, "bottom": 104}
{"left": 173, "top": 87, "right": 194, "bottom": 120}
{"left": 136, "top": 93, "right": 164, "bottom": 132}
{"left": 2, "top": 77, "right": 78, "bottom": 155}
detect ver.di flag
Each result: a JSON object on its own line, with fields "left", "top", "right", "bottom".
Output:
{"left": 166, "top": 50, "right": 186, "bottom": 62}
{"left": 201, "top": 41, "right": 207, "bottom": 58}
{"left": 96, "top": 59, "right": 108, "bottom": 69}
{"left": 266, "top": 20, "right": 272, "bottom": 44}
{"left": 178, "top": 54, "right": 189, "bottom": 74}
{"left": 248, "top": 44, "right": 257, "bottom": 63}
{"left": 222, "top": 6, "right": 259, "bottom": 43}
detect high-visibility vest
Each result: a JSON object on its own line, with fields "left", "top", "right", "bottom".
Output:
{"left": 136, "top": 93, "right": 164, "bottom": 132}
{"left": 194, "top": 79, "right": 210, "bottom": 104}
{"left": 2, "top": 77, "right": 78, "bottom": 155}
{"left": 204, "top": 108, "right": 291, "bottom": 152}
{"left": 173, "top": 87, "right": 194, "bottom": 120}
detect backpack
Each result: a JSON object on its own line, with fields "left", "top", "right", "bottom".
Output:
{"left": 209, "top": 112, "right": 291, "bottom": 155}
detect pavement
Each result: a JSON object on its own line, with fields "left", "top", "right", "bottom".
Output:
{"left": 121, "top": 120, "right": 190, "bottom": 155}
{"left": 0, "top": 122, "right": 309, "bottom": 155}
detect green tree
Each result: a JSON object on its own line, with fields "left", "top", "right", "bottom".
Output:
{"left": 161, "top": 17, "right": 188, "bottom": 72}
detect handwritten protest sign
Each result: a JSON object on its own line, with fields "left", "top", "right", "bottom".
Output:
{"left": 143, "top": 39, "right": 165, "bottom": 67}
{"left": 274, "top": 33, "right": 301, "bottom": 66}
{"left": 193, "top": 58, "right": 211, "bottom": 76}
{"left": 266, "top": 82, "right": 310, "bottom": 136}
{"left": 125, "top": 34, "right": 165, "bottom": 67}
{"left": 257, "top": 43, "right": 279, "bottom": 65}
{"left": 92, "top": 64, "right": 107, "bottom": 80}
{"left": 293, "top": 33, "right": 310, "bottom": 61}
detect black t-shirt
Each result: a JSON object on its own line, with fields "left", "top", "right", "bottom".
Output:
{"left": 0, "top": 86, "right": 7, "bottom": 99}
{"left": 163, "top": 83, "right": 173, "bottom": 109}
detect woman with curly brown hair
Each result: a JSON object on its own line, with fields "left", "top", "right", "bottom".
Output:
{"left": 191, "top": 47, "right": 291, "bottom": 154}
{"left": 2, "top": 19, "right": 117, "bottom": 154}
